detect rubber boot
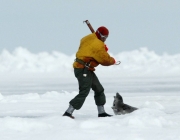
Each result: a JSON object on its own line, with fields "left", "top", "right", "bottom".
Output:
{"left": 97, "top": 105, "right": 113, "bottom": 117}
{"left": 63, "top": 104, "right": 75, "bottom": 119}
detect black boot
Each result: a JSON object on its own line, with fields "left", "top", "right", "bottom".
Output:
{"left": 98, "top": 112, "right": 113, "bottom": 117}
{"left": 63, "top": 104, "right": 75, "bottom": 119}
{"left": 97, "top": 105, "right": 113, "bottom": 117}
{"left": 63, "top": 112, "right": 75, "bottom": 119}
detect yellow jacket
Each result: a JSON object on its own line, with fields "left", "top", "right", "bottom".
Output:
{"left": 73, "top": 33, "right": 115, "bottom": 71}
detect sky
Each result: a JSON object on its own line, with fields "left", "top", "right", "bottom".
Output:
{"left": 0, "top": 0, "right": 180, "bottom": 55}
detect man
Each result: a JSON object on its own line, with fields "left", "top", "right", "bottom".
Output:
{"left": 63, "top": 26, "right": 116, "bottom": 119}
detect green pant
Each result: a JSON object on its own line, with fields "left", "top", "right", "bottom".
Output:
{"left": 69, "top": 68, "right": 106, "bottom": 110}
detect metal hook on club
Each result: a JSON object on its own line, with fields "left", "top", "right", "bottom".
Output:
{"left": 114, "top": 61, "right": 121, "bottom": 65}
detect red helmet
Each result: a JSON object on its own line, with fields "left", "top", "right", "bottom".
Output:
{"left": 95, "top": 26, "right": 109, "bottom": 41}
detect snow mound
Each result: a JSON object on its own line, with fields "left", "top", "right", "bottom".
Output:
{"left": 1, "top": 47, "right": 180, "bottom": 77}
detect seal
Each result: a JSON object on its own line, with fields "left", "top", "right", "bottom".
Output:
{"left": 112, "top": 93, "right": 138, "bottom": 115}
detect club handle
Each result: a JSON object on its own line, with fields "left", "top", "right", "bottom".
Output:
{"left": 83, "top": 20, "right": 95, "bottom": 33}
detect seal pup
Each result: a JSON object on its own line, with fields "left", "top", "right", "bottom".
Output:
{"left": 112, "top": 93, "right": 138, "bottom": 115}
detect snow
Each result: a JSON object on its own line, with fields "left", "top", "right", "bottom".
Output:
{"left": 1, "top": 47, "right": 180, "bottom": 77}
{"left": 0, "top": 47, "right": 180, "bottom": 140}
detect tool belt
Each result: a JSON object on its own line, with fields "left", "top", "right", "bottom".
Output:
{"left": 75, "top": 58, "right": 92, "bottom": 77}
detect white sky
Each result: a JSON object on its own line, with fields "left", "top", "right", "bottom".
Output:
{"left": 0, "top": 0, "right": 180, "bottom": 55}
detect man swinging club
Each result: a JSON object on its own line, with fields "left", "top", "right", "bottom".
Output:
{"left": 63, "top": 20, "right": 120, "bottom": 119}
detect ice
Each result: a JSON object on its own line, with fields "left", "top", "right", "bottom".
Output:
{"left": 0, "top": 47, "right": 180, "bottom": 140}
{"left": 1, "top": 86, "right": 180, "bottom": 140}
{"left": 0, "top": 47, "right": 180, "bottom": 77}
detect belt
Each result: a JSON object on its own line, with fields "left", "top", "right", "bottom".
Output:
{"left": 75, "top": 58, "right": 92, "bottom": 77}
{"left": 75, "top": 58, "right": 92, "bottom": 68}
